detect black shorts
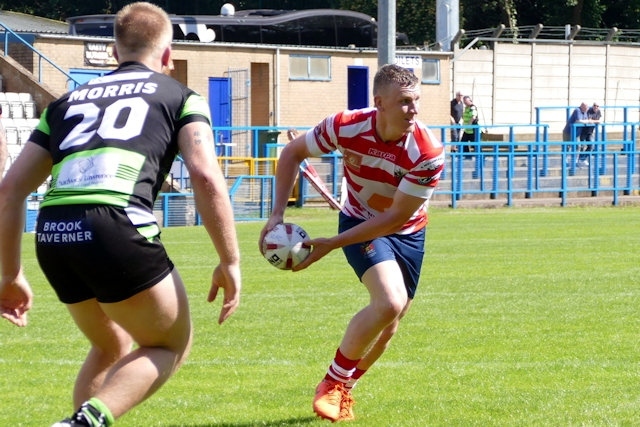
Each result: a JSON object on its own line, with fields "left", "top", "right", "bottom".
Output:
{"left": 35, "top": 205, "right": 174, "bottom": 304}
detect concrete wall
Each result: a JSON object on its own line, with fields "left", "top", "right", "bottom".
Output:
{"left": 19, "top": 35, "right": 452, "bottom": 132}
{"left": 10, "top": 34, "right": 640, "bottom": 144}
{"left": 453, "top": 42, "right": 640, "bottom": 139}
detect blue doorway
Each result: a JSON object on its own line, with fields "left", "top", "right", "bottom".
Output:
{"left": 208, "top": 77, "right": 232, "bottom": 154}
{"left": 347, "top": 66, "right": 369, "bottom": 110}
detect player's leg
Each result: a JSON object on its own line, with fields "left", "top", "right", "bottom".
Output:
{"left": 92, "top": 268, "right": 192, "bottom": 419}
{"left": 314, "top": 215, "right": 416, "bottom": 421}
{"left": 314, "top": 260, "right": 407, "bottom": 421}
{"left": 330, "top": 318, "right": 405, "bottom": 423}
{"left": 354, "top": 229, "right": 424, "bottom": 369}
{"left": 342, "top": 298, "right": 412, "bottom": 415}
{"left": 340, "top": 260, "right": 408, "bottom": 360}
{"left": 354, "top": 298, "right": 412, "bottom": 373}
{"left": 66, "top": 299, "right": 134, "bottom": 407}
{"left": 61, "top": 268, "right": 192, "bottom": 424}
{"left": 339, "top": 263, "right": 409, "bottom": 421}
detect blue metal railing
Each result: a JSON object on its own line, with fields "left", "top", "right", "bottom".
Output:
{"left": 441, "top": 137, "right": 636, "bottom": 208}
{"left": 211, "top": 121, "right": 639, "bottom": 212}
{"left": 0, "top": 21, "right": 81, "bottom": 88}
{"left": 23, "top": 120, "right": 640, "bottom": 231}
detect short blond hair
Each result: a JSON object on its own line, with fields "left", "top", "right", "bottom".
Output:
{"left": 114, "top": 2, "right": 172, "bottom": 56}
{"left": 373, "top": 64, "right": 419, "bottom": 96}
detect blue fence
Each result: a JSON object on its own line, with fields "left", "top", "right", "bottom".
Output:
{"left": 428, "top": 120, "right": 638, "bottom": 207}
{"left": 439, "top": 137, "right": 636, "bottom": 208}
{"left": 0, "top": 21, "right": 81, "bottom": 87}
{"left": 23, "top": 119, "right": 640, "bottom": 231}
{"left": 217, "top": 121, "right": 639, "bottom": 215}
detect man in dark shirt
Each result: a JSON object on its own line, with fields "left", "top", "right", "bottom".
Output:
{"left": 578, "top": 102, "right": 602, "bottom": 165}
{"left": 450, "top": 91, "right": 464, "bottom": 150}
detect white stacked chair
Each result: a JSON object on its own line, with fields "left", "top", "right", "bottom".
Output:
{"left": 15, "top": 118, "right": 33, "bottom": 145}
{"left": 2, "top": 116, "right": 20, "bottom": 169}
{"left": 5, "top": 92, "right": 24, "bottom": 119}
{"left": 19, "top": 93, "right": 36, "bottom": 119}
{"left": 0, "top": 99, "right": 9, "bottom": 118}
{"left": 2, "top": 117, "right": 18, "bottom": 146}
{"left": 1, "top": 116, "right": 13, "bottom": 127}
{"left": 5, "top": 92, "right": 19, "bottom": 102}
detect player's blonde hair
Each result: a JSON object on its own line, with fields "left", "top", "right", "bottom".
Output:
{"left": 114, "top": 2, "right": 172, "bottom": 57}
{"left": 373, "top": 64, "right": 419, "bottom": 95}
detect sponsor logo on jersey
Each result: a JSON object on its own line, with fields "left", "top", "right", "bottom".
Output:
{"left": 417, "top": 152, "right": 445, "bottom": 171}
{"left": 343, "top": 150, "right": 362, "bottom": 172}
{"left": 367, "top": 147, "right": 397, "bottom": 162}
{"left": 37, "top": 221, "right": 93, "bottom": 243}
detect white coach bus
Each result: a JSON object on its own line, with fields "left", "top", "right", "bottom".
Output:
{"left": 66, "top": 7, "right": 409, "bottom": 48}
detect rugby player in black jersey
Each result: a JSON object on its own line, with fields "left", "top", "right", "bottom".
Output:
{"left": 0, "top": 3, "right": 242, "bottom": 426}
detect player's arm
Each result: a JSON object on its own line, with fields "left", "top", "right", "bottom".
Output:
{"left": 293, "top": 190, "right": 426, "bottom": 271}
{"left": 273, "top": 134, "right": 310, "bottom": 219}
{"left": 0, "top": 142, "right": 52, "bottom": 326}
{"left": 0, "top": 126, "right": 7, "bottom": 179}
{"left": 258, "top": 133, "right": 311, "bottom": 249}
{"left": 177, "top": 121, "right": 241, "bottom": 324}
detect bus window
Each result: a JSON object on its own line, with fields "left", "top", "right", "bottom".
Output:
{"left": 68, "top": 9, "right": 408, "bottom": 47}
{"left": 336, "top": 15, "right": 375, "bottom": 47}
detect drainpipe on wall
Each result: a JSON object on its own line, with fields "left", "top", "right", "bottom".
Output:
{"left": 274, "top": 48, "right": 280, "bottom": 127}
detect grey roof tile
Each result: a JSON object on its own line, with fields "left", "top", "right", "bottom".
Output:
{"left": 0, "top": 10, "right": 67, "bottom": 34}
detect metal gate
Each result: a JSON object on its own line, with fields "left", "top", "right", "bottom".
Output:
{"left": 224, "top": 68, "right": 250, "bottom": 157}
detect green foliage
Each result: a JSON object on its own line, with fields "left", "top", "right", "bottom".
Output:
{"left": 0, "top": 0, "right": 638, "bottom": 43}
{"left": 395, "top": 0, "right": 436, "bottom": 46}
{"left": 2, "top": 206, "right": 640, "bottom": 425}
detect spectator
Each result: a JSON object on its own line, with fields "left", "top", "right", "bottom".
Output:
{"left": 562, "top": 102, "right": 589, "bottom": 142}
{"left": 0, "top": 2, "right": 242, "bottom": 426}
{"left": 450, "top": 91, "right": 464, "bottom": 149}
{"left": 259, "top": 64, "right": 445, "bottom": 422}
{"left": 460, "top": 95, "right": 479, "bottom": 158}
{"left": 562, "top": 102, "right": 590, "bottom": 167}
{"left": 578, "top": 102, "right": 603, "bottom": 165}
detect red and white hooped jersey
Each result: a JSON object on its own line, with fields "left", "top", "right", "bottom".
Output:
{"left": 305, "top": 107, "right": 445, "bottom": 234}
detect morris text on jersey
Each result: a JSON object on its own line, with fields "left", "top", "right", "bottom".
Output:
{"left": 69, "top": 82, "right": 158, "bottom": 103}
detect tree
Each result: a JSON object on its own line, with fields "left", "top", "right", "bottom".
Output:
{"left": 0, "top": 0, "right": 638, "bottom": 41}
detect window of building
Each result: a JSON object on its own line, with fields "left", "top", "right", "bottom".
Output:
{"left": 289, "top": 55, "right": 331, "bottom": 81}
{"left": 422, "top": 59, "right": 440, "bottom": 84}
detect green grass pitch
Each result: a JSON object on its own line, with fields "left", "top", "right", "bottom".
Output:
{"left": 2, "top": 206, "right": 640, "bottom": 426}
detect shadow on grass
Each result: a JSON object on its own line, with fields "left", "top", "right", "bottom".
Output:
{"left": 166, "top": 415, "right": 318, "bottom": 426}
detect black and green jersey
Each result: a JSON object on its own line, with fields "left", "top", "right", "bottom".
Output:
{"left": 30, "top": 61, "right": 210, "bottom": 212}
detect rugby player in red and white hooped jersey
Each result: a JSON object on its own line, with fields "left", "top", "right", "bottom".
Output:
{"left": 259, "top": 64, "right": 445, "bottom": 422}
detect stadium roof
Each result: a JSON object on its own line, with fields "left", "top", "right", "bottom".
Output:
{"left": 0, "top": 10, "right": 67, "bottom": 34}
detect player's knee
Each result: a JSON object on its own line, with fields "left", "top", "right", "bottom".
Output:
{"left": 373, "top": 298, "right": 405, "bottom": 325}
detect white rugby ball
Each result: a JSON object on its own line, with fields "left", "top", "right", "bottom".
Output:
{"left": 262, "top": 223, "right": 311, "bottom": 270}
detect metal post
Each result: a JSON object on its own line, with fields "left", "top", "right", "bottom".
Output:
{"left": 377, "top": 0, "right": 396, "bottom": 67}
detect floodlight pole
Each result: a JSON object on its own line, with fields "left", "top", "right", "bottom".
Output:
{"left": 378, "top": 0, "right": 396, "bottom": 68}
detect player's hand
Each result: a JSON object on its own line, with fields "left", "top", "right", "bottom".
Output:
{"left": 0, "top": 271, "right": 33, "bottom": 327}
{"left": 292, "top": 237, "right": 334, "bottom": 272}
{"left": 258, "top": 216, "right": 283, "bottom": 255}
{"left": 207, "top": 263, "right": 241, "bottom": 324}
